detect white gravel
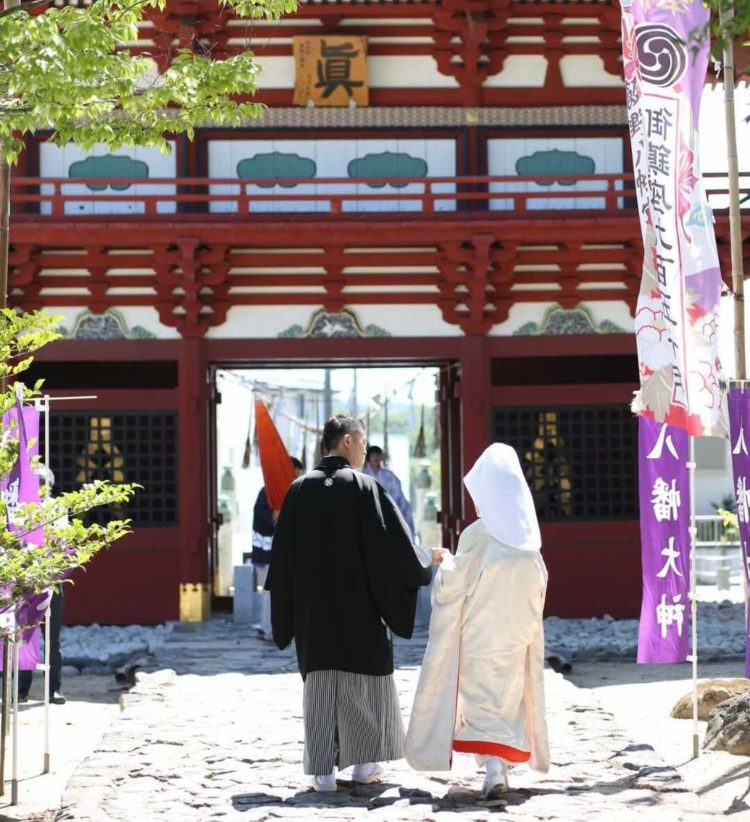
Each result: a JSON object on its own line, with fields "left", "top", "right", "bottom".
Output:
{"left": 544, "top": 599, "right": 746, "bottom": 662}
{"left": 56, "top": 592, "right": 747, "bottom": 668}
{"left": 60, "top": 623, "right": 174, "bottom": 665}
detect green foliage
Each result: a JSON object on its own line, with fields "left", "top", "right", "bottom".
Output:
{"left": 717, "top": 507, "right": 740, "bottom": 540}
{"left": 0, "top": 0, "right": 298, "bottom": 162}
{"left": 0, "top": 309, "right": 137, "bottom": 635}
{"left": 703, "top": 0, "right": 750, "bottom": 68}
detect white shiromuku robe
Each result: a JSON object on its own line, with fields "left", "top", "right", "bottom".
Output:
{"left": 405, "top": 518, "right": 550, "bottom": 772}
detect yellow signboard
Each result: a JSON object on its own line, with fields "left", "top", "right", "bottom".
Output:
{"left": 293, "top": 36, "right": 369, "bottom": 108}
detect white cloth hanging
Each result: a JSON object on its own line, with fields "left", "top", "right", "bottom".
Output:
{"left": 463, "top": 443, "right": 541, "bottom": 552}
{"left": 405, "top": 443, "right": 549, "bottom": 773}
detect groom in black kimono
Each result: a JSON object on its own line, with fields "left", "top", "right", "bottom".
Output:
{"left": 267, "top": 414, "right": 439, "bottom": 792}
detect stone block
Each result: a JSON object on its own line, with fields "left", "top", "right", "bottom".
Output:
{"left": 671, "top": 678, "right": 750, "bottom": 720}
{"left": 704, "top": 691, "right": 750, "bottom": 755}
{"left": 233, "top": 565, "right": 256, "bottom": 625}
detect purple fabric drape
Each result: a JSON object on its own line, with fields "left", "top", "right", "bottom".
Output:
{"left": 727, "top": 388, "right": 750, "bottom": 676}
{"left": 0, "top": 401, "right": 43, "bottom": 671}
{"left": 637, "top": 418, "right": 691, "bottom": 663}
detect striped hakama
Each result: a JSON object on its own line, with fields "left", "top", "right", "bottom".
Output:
{"left": 303, "top": 669, "right": 405, "bottom": 775}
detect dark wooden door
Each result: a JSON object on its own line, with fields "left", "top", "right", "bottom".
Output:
{"left": 207, "top": 366, "right": 222, "bottom": 599}
{"left": 439, "top": 363, "right": 463, "bottom": 553}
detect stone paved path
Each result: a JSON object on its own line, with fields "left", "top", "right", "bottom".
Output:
{"left": 56, "top": 619, "right": 716, "bottom": 822}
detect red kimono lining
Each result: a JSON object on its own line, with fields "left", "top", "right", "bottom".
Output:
{"left": 452, "top": 740, "right": 531, "bottom": 762}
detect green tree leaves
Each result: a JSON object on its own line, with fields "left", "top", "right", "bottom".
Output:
{"left": 0, "top": 0, "right": 297, "bottom": 161}
{"left": 703, "top": 0, "right": 750, "bottom": 68}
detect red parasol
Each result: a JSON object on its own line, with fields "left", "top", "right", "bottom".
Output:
{"left": 255, "top": 399, "right": 297, "bottom": 510}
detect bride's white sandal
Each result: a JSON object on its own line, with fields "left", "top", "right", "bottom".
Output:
{"left": 482, "top": 758, "right": 509, "bottom": 798}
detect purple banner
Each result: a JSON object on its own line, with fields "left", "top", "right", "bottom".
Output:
{"left": 637, "top": 417, "right": 691, "bottom": 663}
{"left": 0, "top": 402, "right": 43, "bottom": 671}
{"left": 727, "top": 388, "right": 750, "bottom": 677}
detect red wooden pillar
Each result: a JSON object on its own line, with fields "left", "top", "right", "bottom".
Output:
{"left": 177, "top": 337, "right": 211, "bottom": 621}
{"left": 458, "top": 334, "right": 492, "bottom": 523}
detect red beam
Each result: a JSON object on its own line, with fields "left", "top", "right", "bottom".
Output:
{"left": 492, "top": 383, "right": 636, "bottom": 406}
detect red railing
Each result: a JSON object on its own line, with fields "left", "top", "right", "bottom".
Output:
{"left": 9, "top": 172, "right": 750, "bottom": 218}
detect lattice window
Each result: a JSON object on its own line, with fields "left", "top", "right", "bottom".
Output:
{"left": 493, "top": 405, "right": 637, "bottom": 521}
{"left": 48, "top": 411, "right": 178, "bottom": 527}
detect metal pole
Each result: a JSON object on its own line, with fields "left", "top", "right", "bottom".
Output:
{"left": 43, "top": 396, "right": 50, "bottom": 482}
{"left": 0, "top": 0, "right": 17, "bottom": 312}
{"left": 0, "top": 153, "right": 9, "bottom": 311}
{"left": 689, "top": 435, "right": 699, "bottom": 759}
{"left": 43, "top": 609, "right": 50, "bottom": 774}
{"left": 0, "top": 0, "right": 20, "bottom": 793}
{"left": 0, "top": 641, "right": 9, "bottom": 796}
{"left": 11, "top": 637, "right": 18, "bottom": 805}
{"left": 323, "top": 369, "right": 332, "bottom": 421}
{"left": 721, "top": 0, "right": 746, "bottom": 380}
{"left": 42, "top": 396, "right": 51, "bottom": 773}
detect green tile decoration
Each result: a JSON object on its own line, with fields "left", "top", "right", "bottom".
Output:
{"left": 236, "top": 153, "right": 316, "bottom": 188}
{"left": 515, "top": 149, "right": 595, "bottom": 186}
{"left": 279, "top": 309, "right": 391, "bottom": 338}
{"left": 348, "top": 152, "right": 428, "bottom": 189}
{"left": 513, "top": 306, "right": 626, "bottom": 336}
{"left": 68, "top": 155, "right": 149, "bottom": 191}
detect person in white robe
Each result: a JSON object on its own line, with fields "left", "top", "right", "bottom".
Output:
{"left": 405, "top": 443, "right": 549, "bottom": 798}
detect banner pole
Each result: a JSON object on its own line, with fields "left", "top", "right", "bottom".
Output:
{"left": 10, "top": 636, "right": 19, "bottom": 806}
{"left": 0, "top": 641, "right": 9, "bottom": 796}
{"left": 689, "top": 434, "right": 699, "bottom": 759}
{"left": 42, "top": 395, "right": 50, "bottom": 775}
{"left": 43, "top": 607, "right": 50, "bottom": 774}
{"left": 720, "top": 0, "right": 746, "bottom": 381}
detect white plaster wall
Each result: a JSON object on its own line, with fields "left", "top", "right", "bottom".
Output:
{"left": 483, "top": 55, "right": 547, "bottom": 88}
{"left": 254, "top": 56, "right": 295, "bottom": 89}
{"left": 560, "top": 55, "right": 623, "bottom": 88}
{"left": 39, "top": 141, "right": 177, "bottom": 216}
{"left": 206, "top": 304, "right": 463, "bottom": 338}
{"left": 487, "top": 136, "right": 624, "bottom": 210}
{"left": 352, "top": 305, "right": 462, "bottom": 337}
{"left": 367, "top": 55, "right": 458, "bottom": 88}
{"left": 207, "top": 306, "right": 314, "bottom": 338}
{"left": 254, "top": 55, "right": 459, "bottom": 90}
{"left": 207, "top": 138, "right": 456, "bottom": 214}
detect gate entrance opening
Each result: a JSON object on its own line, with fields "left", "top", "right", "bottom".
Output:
{"left": 210, "top": 365, "right": 453, "bottom": 605}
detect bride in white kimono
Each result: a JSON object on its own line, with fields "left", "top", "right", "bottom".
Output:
{"left": 405, "top": 443, "right": 549, "bottom": 797}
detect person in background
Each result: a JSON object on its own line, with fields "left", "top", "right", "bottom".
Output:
{"left": 363, "top": 445, "right": 415, "bottom": 538}
{"left": 251, "top": 456, "right": 304, "bottom": 640}
{"left": 405, "top": 444, "right": 549, "bottom": 798}
{"left": 267, "top": 415, "right": 441, "bottom": 792}
{"left": 19, "top": 465, "right": 65, "bottom": 705}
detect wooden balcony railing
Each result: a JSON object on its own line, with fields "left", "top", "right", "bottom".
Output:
{"left": 9, "top": 172, "right": 750, "bottom": 220}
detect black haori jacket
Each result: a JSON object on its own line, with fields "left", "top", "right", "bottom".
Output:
{"left": 267, "top": 456, "right": 432, "bottom": 679}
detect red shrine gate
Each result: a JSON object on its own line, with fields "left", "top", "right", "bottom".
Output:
{"left": 9, "top": 0, "right": 750, "bottom": 624}
{"left": 29, "top": 332, "right": 645, "bottom": 623}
